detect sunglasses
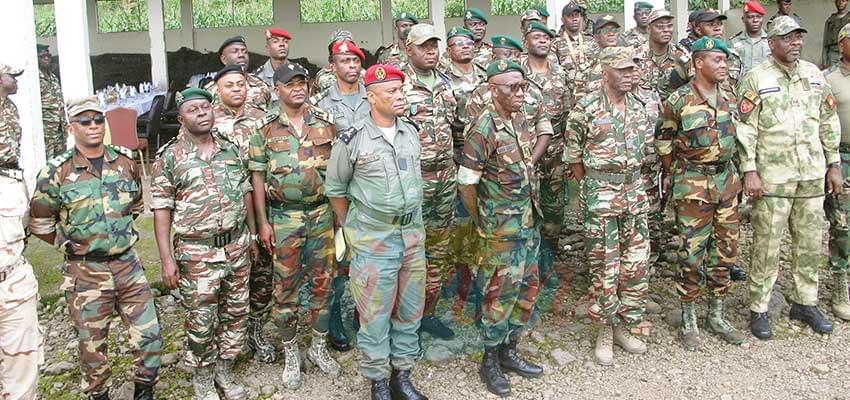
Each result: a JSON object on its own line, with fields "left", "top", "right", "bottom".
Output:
{"left": 72, "top": 115, "right": 106, "bottom": 126}
{"left": 449, "top": 39, "right": 475, "bottom": 47}
{"left": 493, "top": 82, "right": 530, "bottom": 92}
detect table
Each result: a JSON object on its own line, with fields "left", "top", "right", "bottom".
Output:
{"left": 105, "top": 91, "right": 166, "bottom": 116}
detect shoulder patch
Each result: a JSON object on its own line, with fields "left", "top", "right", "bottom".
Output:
{"left": 109, "top": 144, "right": 135, "bottom": 159}
{"left": 826, "top": 94, "right": 837, "bottom": 111}
{"left": 336, "top": 127, "right": 359, "bottom": 145}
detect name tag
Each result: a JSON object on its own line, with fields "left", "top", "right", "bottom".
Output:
{"left": 758, "top": 87, "right": 780, "bottom": 95}
{"left": 398, "top": 158, "right": 408, "bottom": 171}
{"left": 592, "top": 118, "right": 612, "bottom": 126}
{"left": 357, "top": 153, "right": 380, "bottom": 165}
{"left": 497, "top": 144, "right": 517, "bottom": 155}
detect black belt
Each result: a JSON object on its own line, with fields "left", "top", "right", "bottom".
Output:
{"left": 0, "top": 165, "right": 22, "bottom": 181}
{"left": 66, "top": 252, "right": 126, "bottom": 263}
{"left": 178, "top": 224, "right": 246, "bottom": 248}
{"left": 681, "top": 160, "right": 731, "bottom": 175}
{"left": 585, "top": 168, "right": 641, "bottom": 184}
{"left": 357, "top": 204, "right": 416, "bottom": 226}
{"left": 269, "top": 199, "right": 327, "bottom": 211}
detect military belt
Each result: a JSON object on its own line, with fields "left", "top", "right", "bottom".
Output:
{"left": 0, "top": 166, "right": 23, "bottom": 181}
{"left": 680, "top": 160, "right": 731, "bottom": 175}
{"left": 178, "top": 224, "right": 246, "bottom": 248}
{"left": 0, "top": 256, "right": 24, "bottom": 283}
{"left": 269, "top": 199, "right": 327, "bottom": 211}
{"left": 65, "top": 251, "right": 126, "bottom": 263}
{"left": 420, "top": 157, "right": 455, "bottom": 172}
{"left": 839, "top": 143, "right": 850, "bottom": 153}
{"left": 585, "top": 167, "right": 641, "bottom": 184}
{"left": 357, "top": 204, "right": 415, "bottom": 226}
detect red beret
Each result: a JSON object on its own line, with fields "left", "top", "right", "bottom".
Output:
{"left": 743, "top": 1, "right": 766, "bottom": 15}
{"left": 364, "top": 64, "right": 405, "bottom": 86}
{"left": 265, "top": 28, "right": 292, "bottom": 39}
{"left": 332, "top": 40, "right": 366, "bottom": 61}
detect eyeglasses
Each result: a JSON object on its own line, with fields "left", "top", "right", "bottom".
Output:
{"left": 449, "top": 39, "right": 475, "bottom": 47}
{"left": 72, "top": 115, "right": 106, "bottom": 126}
{"left": 283, "top": 80, "right": 308, "bottom": 89}
{"left": 493, "top": 82, "right": 529, "bottom": 92}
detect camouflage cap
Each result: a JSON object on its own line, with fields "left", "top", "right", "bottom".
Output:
{"left": 520, "top": 9, "right": 543, "bottom": 23}
{"left": 598, "top": 46, "right": 640, "bottom": 69}
{"left": 396, "top": 12, "right": 419, "bottom": 24}
{"left": 0, "top": 64, "right": 23, "bottom": 77}
{"left": 486, "top": 59, "right": 525, "bottom": 80}
{"left": 840, "top": 22, "right": 850, "bottom": 42}
{"left": 593, "top": 15, "right": 621, "bottom": 33}
{"left": 37, "top": 44, "right": 50, "bottom": 53}
{"left": 768, "top": 15, "right": 807, "bottom": 37}
{"left": 65, "top": 96, "right": 103, "bottom": 117}
{"left": 331, "top": 29, "right": 354, "bottom": 43}
{"left": 465, "top": 8, "right": 489, "bottom": 24}
{"left": 634, "top": 1, "right": 654, "bottom": 10}
{"left": 648, "top": 9, "right": 674, "bottom": 24}
{"left": 525, "top": 21, "right": 556, "bottom": 38}
{"left": 176, "top": 87, "right": 213, "bottom": 108}
{"left": 491, "top": 35, "right": 524, "bottom": 51}
{"left": 407, "top": 24, "right": 441, "bottom": 46}
{"left": 447, "top": 26, "right": 475, "bottom": 40}
{"left": 534, "top": 5, "right": 550, "bottom": 17}
{"left": 691, "top": 36, "right": 730, "bottom": 56}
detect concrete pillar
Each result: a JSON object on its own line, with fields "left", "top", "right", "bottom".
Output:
{"left": 380, "top": 0, "right": 394, "bottom": 47}
{"left": 718, "top": 0, "right": 731, "bottom": 13}
{"left": 179, "top": 0, "right": 195, "bottom": 51}
{"left": 3, "top": 0, "right": 46, "bottom": 189}
{"left": 431, "top": 0, "right": 447, "bottom": 53}
{"left": 55, "top": 0, "right": 94, "bottom": 98}
{"left": 670, "top": 0, "right": 688, "bottom": 42}
{"left": 148, "top": 0, "right": 170, "bottom": 91}
{"left": 546, "top": 0, "right": 563, "bottom": 31}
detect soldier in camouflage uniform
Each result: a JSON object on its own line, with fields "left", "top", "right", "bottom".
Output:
{"left": 692, "top": 10, "right": 745, "bottom": 95}
{"left": 638, "top": 10, "right": 691, "bottom": 101}
{"left": 205, "top": 36, "right": 271, "bottom": 110}
{"left": 465, "top": 8, "right": 494, "bottom": 68}
{"left": 823, "top": 0, "right": 850, "bottom": 69}
{"left": 400, "top": 24, "right": 459, "bottom": 340}
{"left": 326, "top": 64, "right": 428, "bottom": 400}
{"left": 824, "top": 22, "right": 850, "bottom": 321}
{"left": 458, "top": 59, "right": 544, "bottom": 397}
{"left": 737, "top": 17, "right": 841, "bottom": 339}
{"left": 255, "top": 28, "right": 294, "bottom": 103}
{"left": 0, "top": 63, "right": 42, "bottom": 400}
{"left": 621, "top": 1, "right": 653, "bottom": 49}
{"left": 658, "top": 37, "right": 748, "bottom": 351}
{"left": 765, "top": 0, "right": 802, "bottom": 32}
{"left": 565, "top": 48, "right": 652, "bottom": 366}
{"left": 573, "top": 15, "right": 622, "bottom": 101}
{"left": 249, "top": 63, "right": 341, "bottom": 389}
{"left": 552, "top": 3, "right": 597, "bottom": 83}
{"left": 377, "top": 12, "right": 419, "bottom": 67}
{"left": 30, "top": 96, "right": 162, "bottom": 400}
{"left": 729, "top": 1, "right": 771, "bottom": 74}
{"left": 37, "top": 44, "right": 67, "bottom": 159}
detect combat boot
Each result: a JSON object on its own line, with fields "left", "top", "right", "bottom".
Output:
{"left": 371, "top": 379, "right": 391, "bottom": 400}
{"left": 214, "top": 358, "right": 247, "bottom": 400}
{"left": 594, "top": 326, "right": 614, "bottom": 366}
{"left": 306, "top": 329, "right": 341, "bottom": 377}
{"left": 280, "top": 337, "right": 302, "bottom": 389}
{"left": 729, "top": 264, "right": 746, "bottom": 282}
{"left": 705, "top": 297, "right": 747, "bottom": 345}
{"left": 749, "top": 311, "right": 772, "bottom": 340}
{"left": 498, "top": 337, "right": 543, "bottom": 378}
{"left": 479, "top": 346, "right": 510, "bottom": 397}
{"left": 247, "top": 317, "right": 276, "bottom": 363}
{"left": 88, "top": 389, "right": 109, "bottom": 400}
{"left": 789, "top": 303, "right": 834, "bottom": 334}
{"left": 613, "top": 325, "right": 647, "bottom": 354}
{"left": 133, "top": 382, "right": 154, "bottom": 400}
{"left": 832, "top": 272, "right": 850, "bottom": 321}
{"left": 680, "top": 302, "right": 700, "bottom": 351}
{"left": 328, "top": 276, "right": 352, "bottom": 352}
{"left": 389, "top": 369, "right": 428, "bottom": 400}
{"left": 193, "top": 366, "right": 221, "bottom": 400}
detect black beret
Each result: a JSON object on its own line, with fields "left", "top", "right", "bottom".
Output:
{"left": 214, "top": 64, "right": 246, "bottom": 82}
{"left": 218, "top": 36, "right": 247, "bottom": 55}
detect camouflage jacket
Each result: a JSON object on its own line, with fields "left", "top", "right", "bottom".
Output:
{"left": 39, "top": 69, "right": 66, "bottom": 127}
{"left": 400, "top": 65, "right": 458, "bottom": 166}
{"left": 574, "top": 58, "right": 603, "bottom": 103}
{"left": 736, "top": 57, "right": 841, "bottom": 184}
{"left": 521, "top": 55, "right": 571, "bottom": 151}
{"left": 458, "top": 104, "right": 541, "bottom": 241}
{"left": 465, "top": 84, "right": 554, "bottom": 145}
{"left": 551, "top": 31, "right": 598, "bottom": 82}
{"left": 658, "top": 82, "right": 741, "bottom": 203}
{"left": 823, "top": 12, "right": 850, "bottom": 68}
{"left": 637, "top": 42, "right": 692, "bottom": 101}
{"left": 565, "top": 90, "right": 651, "bottom": 216}
{"left": 439, "top": 61, "right": 486, "bottom": 161}
{"left": 729, "top": 31, "right": 771, "bottom": 74}
{"left": 377, "top": 43, "right": 408, "bottom": 67}
{"left": 212, "top": 103, "right": 267, "bottom": 158}
{"left": 248, "top": 105, "right": 335, "bottom": 205}
{"left": 0, "top": 98, "right": 20, "bottom": 167}
{"left": 620, "top": 27, "right": 648, "bottom": 49}
{"left": 724, "top": 50, "right": 745, "bottom": 96}
{"left": 473, "top": 41, "right": 494, "bottom": 70}
{"left": 205, "top": 73, "right": 272, "bottom": 110}
{"left": 29, "top": 145, "right": 143, "bottom": 256}
{"left": 825, "top": 62, "right": 850, "bottom": 144}
{"left": 310, "top": 81, "right": 371, "bottom": 132}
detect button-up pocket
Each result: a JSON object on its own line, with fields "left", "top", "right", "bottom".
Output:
{"left": 60, "top": 183, "right": 96, "bottom": 225}
{"left": 682, "top": 114, "right": 716, "bottom": 148}
{"left": 114, "top": 180, "right": 139, "bottom": 216}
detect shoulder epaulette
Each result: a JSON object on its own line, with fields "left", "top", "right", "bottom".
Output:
{"left": 730, "top": 31, "right": 744, "bottom": 40}
{"left": 436, "top": 70, "right": 453, "bottom": 89}
{"left": 309, "top": 88, "right": 330, "bottom": 105}
{"left": 155, "top": 135, "right": 179, "bottom": 160}
{"left": 310, "top": 106, "right": 334, "bottom": 124}
{"left": 399, "top": 116, "right": 419, "bottom": 132}
{"left": 108, "top": 144, "right": 135, "bottom": 159}
{"left": 47, "top": 148, "right": 74, "bottom": 169}
{"left": 255, "top": 112, "right": 279, "bottom": 129}
{"left": 336, "top": 126, "right": 359, "bottom": 145}
{"left": 629, "top": 91, "right": 647, "bottom": 106}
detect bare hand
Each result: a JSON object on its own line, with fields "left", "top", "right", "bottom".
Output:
{"left": 161, "top": 257, "right": 180, "bottom": 290}
{"left": 249, "top": 239, "right": 260, "bottom": 262}
{"left": 743, "top": 171, "right": 764, "bottom": 200}
{"left": 569, "top": 163, "right": 585, "bottom": 181}
{"left": 258, "top": 223, "right": 275, "bottom": 253}
{"left": 826, "top": 166, "right": 844, "bottom": 194}
{"left": 661, "top": 175, "right": 671, "bottom": 196}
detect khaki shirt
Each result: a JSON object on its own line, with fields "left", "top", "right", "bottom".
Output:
{"left": 311, "top": 82, "right": 371, "bottom": 132}
{"left": 729, "top": 31, "right": 771, "bottom": 74}
{"left": 825, "top": 62, "right": 850, "bottom": 144}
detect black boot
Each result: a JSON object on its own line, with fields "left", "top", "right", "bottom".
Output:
{"left": 729, "top": 265, "right": 747, "bottom": 282}
{"left": 418, "top": 316, "right": 455, "bottom": 339}
{"left": 390, "top": 369, "right": 428, "bottom": 400}
{"left": 328, "top": 276, "right": 352, "bottom": 352}
{"left": 789, "top": 303, "right": 834, "bottom": 334}
{"left": 750, "top": 311, "right": 773, "bottom": 340}
{"left": 479, "top": 346, "right": 511, "bottom": 397}
{"left": 133, "top": 382, "right": 154, "bottom": 400}
{"left": 499, "top": 338, "right": 543, "bottom": 378}
{"left": 88, "top": 389, "right": 109, "bottom": 400}
{"left": 371, "top": 379, "right": 391, "bottom": 400}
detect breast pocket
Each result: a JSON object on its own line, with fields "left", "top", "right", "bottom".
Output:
{"left": 113, "top": 180, "right": 139, "bottom": 216}
{"left": 681, "top": 114, "right": 717, "bottom": 148}
{"left": 59, "top": 183, "right": 97, "bottom": 226}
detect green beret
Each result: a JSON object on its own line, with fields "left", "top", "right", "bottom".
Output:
{"left": 396, "top": 11, "right": 419, "bottom": 24}
{"left": 634, "top": 1, "right": 654, "bottom": 10}
{"left": 525, "top": 21, "right": 556, "bottom": 38}
{"left": 534, "top": 5, "right": 550, "bottom": 17}
{"left": 176, "top": 87, "right": 213, "bottom": 107}
{"left": 691, "top": 36, "right": 731, "bottom": 56}
{"left": 37, "top": 44, "right": 49, "bottom": 53}
{"left": 447, "top": 26, "right": 475, "bottom": 40}
{"left": 491, "top": 35, "right": 524, "bottom": 51}
{"left": 465, "top": 8, "right": 489, "bottom": 24}
{"left": 486, "top": 59, "right": 525, "bottom": 80}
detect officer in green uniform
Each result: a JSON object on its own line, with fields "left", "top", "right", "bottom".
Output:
{"left": 824, "top": 0, "right": 850, "bottom": 68}
{"left": 37, "top": 44, "right": 67, "bottom": 159}
{"left": 465, "top": 8, "right": 493, "bottom": 67}
{"left": 377, "top": 12, "right": 419, "bottom": 66}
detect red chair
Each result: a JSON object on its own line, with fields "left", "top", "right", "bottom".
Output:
{"left": 106, "top": 107, "right": 148, "bottom": 178}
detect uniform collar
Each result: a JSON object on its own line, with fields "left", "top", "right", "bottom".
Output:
{"left": 365, "top": 116, "right": 408, "bottom": 140}
{"left": 277, "top": 105, "right": 316, "bottom": 127}
{"left": 177, "top": 127, "right": 224, "bottom": 155}
{"left": 688, "top": 81, "right": 730, "bottom": 105}
{"left": 329, "top": 81, "right": 367, "bottom": 102}
{"left": 72, "top": 145, "right": 119, "bottom": 170}
{"left": 769, "top": 56, "right": 799, "bottom": 78}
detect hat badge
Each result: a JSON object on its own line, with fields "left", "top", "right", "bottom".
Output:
{"left": 375, "top": 66, "right": 387, "bottom": 80}
{"left": 466, "top": 11, "right": 472, "bottom": 19}
{"left": 175, "top": 91, "right": 184, "bottom": 102}
{"left": 498, "top": 60, "right": 508, "bottom": 71}
{"left": 604, "top": 14, "right": 613, "bottom": 20}
{"left": 706, "top": 39, "right": 714, "bottom": 49}
{"left": 500, "top": 37, "right": 507, "bottom": 45}
{"left": 265, "top": 30, "right": 271, "bottom": 38}
{"left": 339, "top": 42, "right": 349, "bottom": 53}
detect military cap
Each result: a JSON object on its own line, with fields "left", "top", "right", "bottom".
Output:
{"left": 407, "top": 24, "right": 441, "bottom": 46}
{"left": 777, "top": 0, "right": 791, "bottom": 3}
{"left": 520, "top": 9, "right": 543, "bottom": 24}
{"left": 214, "top": 64, "right": 246, "bottom": 82}
{"left": 331, "top": 40, "right": 366, "bottom": 61}
{"left": 693, "top": 9, "right": 727, "bottom": 23}
{"left": 648, "top": 9, "right": 674, "bottom": 24}
{"left": 525, "top": 21, "right": 556, "bottom": 38}
{"left": 396, "top": 11, "right": 419, "bottom": 24}
{"left": 486, "top": 59, "right": 525, "bottom": 80}
{"left": 839, "top": 22, "right": 850, "bottom": 42}
{"left": 593, "top": 15, "right": 621, "bottom": 33}
{"left": 562, "top": 2, "right": 584, "bottom": 15}
{"left": 743, "top": 1, "right": 766, "bottom": 15}
{"left": 534, "top": 5, "right": 550, "bottom": 17}
{"left": 691, "top": 36, "right": 730, "bottom": 56}
{"left": 265, "top": 28, "right": 292, "bottom": 40}
{"left": 768, "top": 15, "right": 807, "bottom": 37}
{"left": 273, "top": 61, "right": 309, "bottom": 84}
{"left": 218, "top": 36, "right": 246, "bottom": 54}
{"left": 37, "top": 44, "right": 50, "bottom": 53}
{"left": 364, "top": 64, "right": 405, "bottom": 86}
{"left": 447, "top": 26, "right": 475, "bottom": 40}
{"left": 688, "top": 9, "right": 704, "bottom": 22}
{"left": 65, "top": 96, "right": 103, "bottom": 117}
{"left": 491, "top": 35, "right": 524, "bottom": 51}
{"left": 598, "top": 46, "right": 640, "bottom": 69}
{"left": 331, "top": 29, "right": 354, "bottom": 43}
{"left": 634, "top": 1, "right": 654, "bottom": 10}
{"left": 0, "top": 64, "right": 23, "bottom": 77}
{"left": 465, "top": 8, "right": 489, "bottom": 24}
{"left": 176, "top": 87, "right": 213, "bottom": 107}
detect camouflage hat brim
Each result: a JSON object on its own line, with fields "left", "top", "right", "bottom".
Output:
{"left": 771, "top": 26, "right": 807, "bottom": 37}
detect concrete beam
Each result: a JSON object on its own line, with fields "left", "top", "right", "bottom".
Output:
{"left": 147, "top": 0, "right": 169, "bottom": 91}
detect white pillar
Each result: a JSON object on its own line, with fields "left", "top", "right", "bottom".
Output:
{"left": 547, "top": 0, "right": 563, "bottom": 31}
{"left": 670, "top": 0, "right": 688, "bottom": 42}
{"left": 3, "top": 0, "right": 45, "bottom": 190}
{"left": 718, "top": 0, "right": 731, "bottom": 14}
{"left": 147, "top": 0, "right": 169, "bottom": 91}
{"left": 55, "top": 0, "right": 94, "bottom": 99}
{"left": 380, "top": 0, "right": 394, "bottom": 46}
{"left": 430, "top": 0, "right": 447, "bottom": 53}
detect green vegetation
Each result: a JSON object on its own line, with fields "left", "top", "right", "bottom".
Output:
{"left": 96, "top": 0, "right": 181, "bottom": 33}
{"left": 300, "top": 0, "right": 380, "bottom": 23}
{"left": 492, "top": 0, "right": 544, "bottom": 15}
{"left": 34, "top": 4, "right": 56, "bottom": 37}
{"left": 193, "top": 0, "right": 274, "bottom": 28}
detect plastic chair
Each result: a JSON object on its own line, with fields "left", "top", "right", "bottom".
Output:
{"left": 106, "top": 107, "right": 148, "bottom": 178}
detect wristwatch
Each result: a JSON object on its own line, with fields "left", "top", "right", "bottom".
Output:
{"left": 250, "top": 233, "right": 259, "bottom": 242}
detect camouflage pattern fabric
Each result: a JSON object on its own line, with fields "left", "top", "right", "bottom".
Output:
{"left": 573, "top": 59, "right": 602, "bottom": 107}
{"left": 376, "top": 43, "right": 409, "bottom": 67}
{"left": 636, "top": 41, "right": 691, "bottom": 101}
{"left": 311, "top": 82, "right": 371, "bottom": 132}
{"left": 438, "top": 61, "right": 486, "bottom": 164}
{"left": 822, "top": 12, "right": 850, "bottom": 69}
{"left": 551, "top": 31, "right": 598, "bottom": 82}
{"left": 205, "top": 73, "right": 271, "bottom": 110}
{"left": 765, "top": 12, "right": 803, "bottom": 34}
{"left": 728, "top": 31, "right": 771, "bottom": 74}
{"left": 658, "top": 82, "right": 742, "bottom": 302}
{"left": 826, "top": 150, "right": 850, "bottom": 273}
{"left": 620, "top": 27, "right": 648, "bottom": 49}
{"left": 212, "top": 103, "right": 267, "bottom": 158}
{"left": 635, "top": 87, "right": 666, "bottom": 270}
{"left": 465, "top": 85, "right": 553, "bottom": 141}
{"left": 39, "top": 68, "right": 67, "bottom": 159}
{"left": 723, "top": 51, "right": 745, "bottom": 96}
{"left": 0, "top": 98, "right": 21, "bottom": 166}
{"left": 473, "top": 42, "right": 494, "bottom": 71}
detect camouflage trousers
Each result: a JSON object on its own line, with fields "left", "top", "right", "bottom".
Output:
{"left": 62, "top": 251, "right": 162, "bottom": 394}
{"left": 825, "top": 151, "right": 850, "bottom": 273}
{"left": 349, "top": 242, "right": 426, "bottom": 380}
{"left": 449, "top": 197, "right": 478, "bottom": 268}
{"left": 585, "top": 212, "right": 650, "bottom": 326}
{"left": 539, "top": 150, "right": 566, "bottom": 245}
{"left": 0, "top": 267, "right": 42, "bottom": 400}
{"left": 270, "top": 204, "right": 333, "bottom": 340}
{"left": 42, "top": 117, "right": 67, "bottom": 160}
{"left": 749, "top": 179, "right": 824, "bottom": 312}
{"left": 422, "top": 165, "right": 457, "bottom": 316}
{"left": 477, "top": 231, "right": 541, "bottom": 347}
{"left": 674, "top": 196, "right": 739, "bottom": 303}
{"left": 642, "top": 162, "right": 667, "bottom": 268}
{"left": 249, "top": 245, "right": 273, "bottom": 319}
